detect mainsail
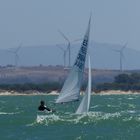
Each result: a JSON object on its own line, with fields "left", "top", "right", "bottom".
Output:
{"left": 76, "top": 55, "right": 91, "bottom": 114}
{"left": 55, "top": 17, "right": 91, "bottom": 103}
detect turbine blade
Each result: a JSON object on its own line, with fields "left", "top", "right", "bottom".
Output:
{"left": 121, "top": 42, "right": 127, "bottom": 51}
{"left": 72, "top": 38, "right": 83, "bottom": 42}
{"left": 15, "top": 43, "right": 22, "bottom": 53}
{"left": 58, "top": 30, "right": 70, "bottom": 43}
{"left": 111, "top": 49, "right": 120, "bottom": 52}
{"left": 6, "top": 50, "right": 14, "bottom": 53}
{"left": 57, "top": 45, "right": 65, "bottom": 51}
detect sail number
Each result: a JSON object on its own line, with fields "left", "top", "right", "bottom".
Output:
{"left": 74, "top": 39, "right": 88, "bottom": 70}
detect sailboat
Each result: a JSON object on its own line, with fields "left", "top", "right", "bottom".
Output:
{"left": 55, "top": 16, "right": 91, "bottom": 104}
{"left": 76, "top": 55, "right": 91, "bottom": 114}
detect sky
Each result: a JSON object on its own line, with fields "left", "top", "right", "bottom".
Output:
{"left": 0, "top": 0, "right": 140, "bottom": 50}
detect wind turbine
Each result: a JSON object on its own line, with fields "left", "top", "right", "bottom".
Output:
{"left": 7, "top": 43, "right": 22, "bottom": 67}
{"left": 114, "top": 43, "right": 127, "bottom": 72}
{"left": 58, "top": 30, "right": 71, "bottom": 67}
{"left": 56, "top": 45, "right": 67, "bottom": 68}
{"left": 58, "top": 30, "right": 82, "bottom": 68}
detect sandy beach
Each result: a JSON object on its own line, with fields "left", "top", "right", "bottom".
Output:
{"left": 95, "top": 90, "right": 140, "bottom": 95}
{"left": 0, "top": 90, "right": 59, "bottom": 96}
{"left": 0, "top": 90, "right": 140, "bottom": 96}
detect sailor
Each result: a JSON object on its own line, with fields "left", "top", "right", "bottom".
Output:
{"left": 38, "top": 100, "right": 51, "bottom": 112}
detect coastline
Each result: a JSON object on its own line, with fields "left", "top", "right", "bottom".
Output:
{"left": 0, "top": 90, "right": 140, "bottom": 96}
{"left": 96, "top": 90, "right": 140, "bottom": 95}
{"left": 0, "top": 90, "right": 59, "bottom": 96}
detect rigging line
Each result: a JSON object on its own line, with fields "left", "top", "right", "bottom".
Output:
{"left": 49, "top": 101, "right": 57, "bottom": 113}
{"left": 71, "top": 101, "right": 77, "bottom": 113}
{"left": 63, "top": 102, "right": 70, "bottom": 114}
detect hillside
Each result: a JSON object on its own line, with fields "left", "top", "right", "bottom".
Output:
{"left": 0, "top": 41, "right": 140, "bottom": 70}
{"left": 0, "top": 66, "right": 138, "bottom": 86}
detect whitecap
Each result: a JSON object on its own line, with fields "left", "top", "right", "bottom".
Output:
{"left": 128, "top": 104, "right": 136, "bottom": 109}
{"left": 90, "top": 105, "right": 100, "bottom": 109}
{"left": 127, "top": 97, "right": 134, "bottom": 100}
{"left": 123, "top": 116, "right": 133, "bottom": 122}
{"left": 0, "top": 112, "right": 19, "bottom": 115}
{"left": 36, "top": 114, "right": 64, "bottom": 125}
{"left": 33, "top": 111, "right": 123, "bottom": 125}
{"left": 127, "top": 110, "right": 136, "bottom": 114}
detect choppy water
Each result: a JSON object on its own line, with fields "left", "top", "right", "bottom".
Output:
{"left": 0, "top": 94, "right": 140, "bottom": 140}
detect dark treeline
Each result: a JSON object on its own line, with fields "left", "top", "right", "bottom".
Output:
{"left": 1, "top": 73, "right": 140, "bottom": 93}
{"left": 95, "top": 73, "right": 140, "bottom": 92}
{"left": 0, "top": 82, "right": 62, "bottom": 93}
{"left": 0, "top": 82, "right": 88, "bottom": 93}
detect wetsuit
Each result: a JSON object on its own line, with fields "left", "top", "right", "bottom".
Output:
{"left": 38, "top": 105, "right": 51, "bottom": 111}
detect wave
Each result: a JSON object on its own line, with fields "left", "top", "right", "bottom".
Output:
{"left": 0, "top": 100, "right": 6, "bottom": 103}
{"left": 24, "top": 109, "right": 140, "bottom": 127}
{"left": 33, "top": 111, "right": 122, "bottom": 126}
{"left": 0, "top": 111, "right": 20, "bottom": 115}
{"left": 90, "top": 105, "right": 102, "bottom": 109}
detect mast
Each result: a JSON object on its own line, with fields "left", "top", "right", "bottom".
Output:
{"left": 76, "top": 55, "right": 91, "bottom": 114}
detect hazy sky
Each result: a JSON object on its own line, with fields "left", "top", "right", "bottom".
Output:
{"left": 0, "top": 0, "right": 140, "bottom": 50}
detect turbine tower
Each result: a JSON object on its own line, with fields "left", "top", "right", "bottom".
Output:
{"left": 114, "top": 43, "right": 127, "bottom": 72}
{"left": 57, "top": 45, "right": 67, "bottom": 68}
{"left": 7, "top": 43, "right": 22, "bottom": 67}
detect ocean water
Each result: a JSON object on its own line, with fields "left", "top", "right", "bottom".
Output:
{"left": 0, "top": 94, "right": 140, "bottom": 140}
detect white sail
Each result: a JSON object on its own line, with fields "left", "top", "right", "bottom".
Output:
{"left": 76, "top": 55, "right": 91, "bottom": 114}
{"left": 55, "top": 17, "right": 91, "bottom": 103}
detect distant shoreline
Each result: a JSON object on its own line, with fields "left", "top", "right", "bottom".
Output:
{"left": 0, "top": 90, "right": 140, "bottom": 96}
{"left": 96, "top": 90, "right": 140, "bottom": 95}
{"left": 0, "top": 90, "right": 59, "bottom": 96}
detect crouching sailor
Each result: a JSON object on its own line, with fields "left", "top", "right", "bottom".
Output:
{"left": 38, "top": 100, "right": 54, "bottom": 112}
